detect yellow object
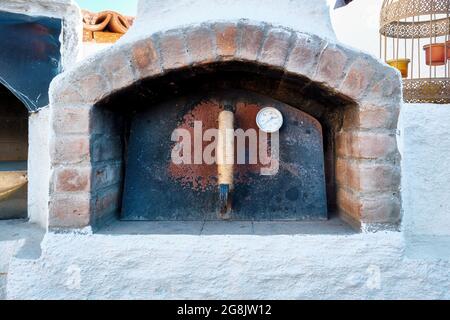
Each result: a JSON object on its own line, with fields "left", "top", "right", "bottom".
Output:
{"left": 0, "top": 171, "right": 28, "bottom": 201}
{"left": 386, "top": 59, "right": 410, "bottom": 78}
{"left": 93, "top": 31, "right": 123, "bottom": 43}
{"left": 217, "top": 111, "right": 235, "bottom": 188}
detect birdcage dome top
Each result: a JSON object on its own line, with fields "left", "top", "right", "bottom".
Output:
{"left": 380, "top": 0, "right": 450, "bottom": 38}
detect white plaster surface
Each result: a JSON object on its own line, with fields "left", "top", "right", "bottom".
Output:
{"left": 2, "top": 103, "right": 450, "bottom": 299}
{"left": 399, "top": 103, "right": 450, "bottom": 237}
{"left": 122, "top": 0, "right": 336, "bottom": 44}
{"left": 0, "top": 220, "right": 44, "bottom": 299}
{"left": 28, "top": 107, "right": 51, "bottom": 229}
{"left": 0, "top": 0, "right": 82, "bottom": 70}
{"left": 4, "top": 222, "right": 450, "bottom": 300}
{"left": 78, "top": 42, "right": 112, "bottom": 61}
{"left": 5, "top": 102, "right": 450, "bottom": 300}
{"left": 399, "top": 103, "right": 450, "bottom": 259}
{"left": 3, "top": 1, "right": 450, "bottom": 299}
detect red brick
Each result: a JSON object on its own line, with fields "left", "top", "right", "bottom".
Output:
{"left": 158, "top": 31, "right": 190, "bottom": 70}
{"left": 51, "top": 82, "right": 84, "bottom": 106}
{"left": 49, "top": 194, "right": 91, "bottom": 228}
{"left": 55, "top": 167, "right": 91, "bottom": 192}
{"left": 51, "top": 136, "right": 90, "bottom": 165}
{"left": 363, "top": 66, "right": 402, "bottom": 108}
{"left": 336, "top": 131, "right": 398, "bottom": 159}
{"left": 185, "top": 25, "right": 216, "bottom": 65}
{"left": 360, "top": 193, "right": 401, "bottom": 223}
{"left": 53, "top": 105, "right": 91, "bottom": 134}
{"left": 132, "top": 38, "right": 162, "bottom": 78}
{"left": 237, "top": 22, "right": 266, "bottom": 61}
{"left": 315, "top": 45, "right": 350, "bottom": 89}
{"left": 78, "top": 73, "right": 109, "bottom": 104}
{"left": 337, "top": 186, "right": 400, "bottom": 225}
{"left": 259, "top": 27, "right": 293, "bottom": 67}
{"left": 343, "top": 105, "right": 395, "bottom": 130}
{"left": 286, "top": 33, "right": 327, "bottom": 79}
{"left": 340, "top": 57, "right": 375, "bottom": 101}
{"left": 214, "top": 23, "right": 238, "bottom": 59}
{"left": 355, "top": 132, "right": 398, "bottom": 159}
{"left": 336, "top": 158, "right": 400, "bottom": 192}
{"left": 337, "top": 187, "right": 361, "bottom": 221}
{"left": 100, "top": 49, "right": 135, "bottom": 91}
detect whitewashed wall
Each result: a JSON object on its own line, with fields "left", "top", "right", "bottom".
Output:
{"left": 399, "top": 103, "right": 450, "bottom": 259}
{"left": 5, "top": 103, "right": 450, "bottom": 299}
{"left": 2, "top": 0, "right": 450, "bottom": 300}
{"left": 28, "top": 108, "right": 51, "bottom": 229}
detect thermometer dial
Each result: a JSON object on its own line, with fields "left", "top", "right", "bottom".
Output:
{"left": 256, "top": 107, "right": 283, "bottom": 133}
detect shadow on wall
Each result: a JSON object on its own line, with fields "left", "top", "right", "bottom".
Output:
{"left": 0, "top": 85, "right": 28, "bottom": 220}
{"left": 0, "top": 10, "right": 62, "bottom": 111}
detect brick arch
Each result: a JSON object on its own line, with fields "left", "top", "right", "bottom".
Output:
{"left": 48, "top": 20, "right": 402, "bottom": 230}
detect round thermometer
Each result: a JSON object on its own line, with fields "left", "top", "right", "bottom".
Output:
{"left": 256, "top": 107, "right": 284, "bottom": 133}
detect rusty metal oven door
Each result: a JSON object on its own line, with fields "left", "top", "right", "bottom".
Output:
{"left": 121, "top": 90, "right": 327, "bottom": 221}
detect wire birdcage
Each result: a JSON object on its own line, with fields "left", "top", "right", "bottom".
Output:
{"left": 380, "top": 0, "right": 450, "bottom": 103}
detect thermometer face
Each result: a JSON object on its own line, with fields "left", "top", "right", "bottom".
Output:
{"left": 256, "top": 107, "right": 284, "bottom": 133}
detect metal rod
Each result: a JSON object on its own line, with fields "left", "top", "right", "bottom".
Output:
{"left": 396, "top": 20, "right": 400, "bottom": 62}
{"left": 411, "top": 14, "right": 415, "bottom": 79}
{"left": 434, "top": 13, "right": 437, "bottom": 78}
{"left": 446, "top": 4, "right": 449, "bottom": 78}
{"left": 418, "top": 14, "right": 421, "bottom": 79}
{"left": 385, "top": 33, "right": 387, "bottom": 61}
{"left": 380, "top": 33, "right": 382, "bottom": 60}
{"left": 393, "top": 33, "right": 396, "bottom": 61}
{"left": 430, "top": 12, "right": 433, "bottom": 79}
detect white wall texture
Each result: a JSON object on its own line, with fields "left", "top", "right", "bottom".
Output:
{"left": 78, "top": 42, "right": 112, "bottom": 61}
{"left": 28, "top": 108, "right": 51, "bottom": 229}
{"left": 124, "top": 0, "right": 336, "bottom": 44}
{"left": 4, "top": 226, "right": 450, "bottom": 299}
{"left": 0, "top": 220, "right": 44, "bottom": 299}
{"left": 399, "top": 103, "right": 450, "bottom": 260}
{"left": 2, "top": 104, "right": 450, "bottom": 300}
{"left": 1, "top": 0, "right": 450, "bottom": 300}
{"left": 399, "top": 104, "right": 450, "bottom": 237}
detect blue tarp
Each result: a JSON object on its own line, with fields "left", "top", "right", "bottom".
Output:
{"left": 335, "top": 0, "right": 354, "bottom": 9}
{"left": 0, "top": 10, "right": 62, "bottom": 112}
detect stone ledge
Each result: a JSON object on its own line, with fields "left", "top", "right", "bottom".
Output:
{"left": 4, "top": 226, "right": 450, "bottom": 299}
{"left": 99, "top": 218, "right": 355, "bottom": 236}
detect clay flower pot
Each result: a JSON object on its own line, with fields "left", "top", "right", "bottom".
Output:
{"left": 423, "top": 43, "right": 446, "bottom": 66}
{"left": 387, "top": 58, "right": 410, "bottom": 78}
{"left": 447, "top": 41, "right": 450, "bottom": 60}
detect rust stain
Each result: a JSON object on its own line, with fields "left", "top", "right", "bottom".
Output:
{"left": 168, "top": 100, "right": 274, "bottom": 191}
{"left": 168, "top": 100, "right": 222, "bottom": 191}
{"left": 234, "top": 102, "right": 270, "bottom": 182}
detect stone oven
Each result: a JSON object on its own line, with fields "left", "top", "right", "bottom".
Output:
{"left": 0, "top": 0, "right": 80, "bottom": 223}
{"left": 4, "top": 0, "right": 450, "bottom": 302}
{"left": 47, "top": 0, "right": 402, "bottom": 232}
